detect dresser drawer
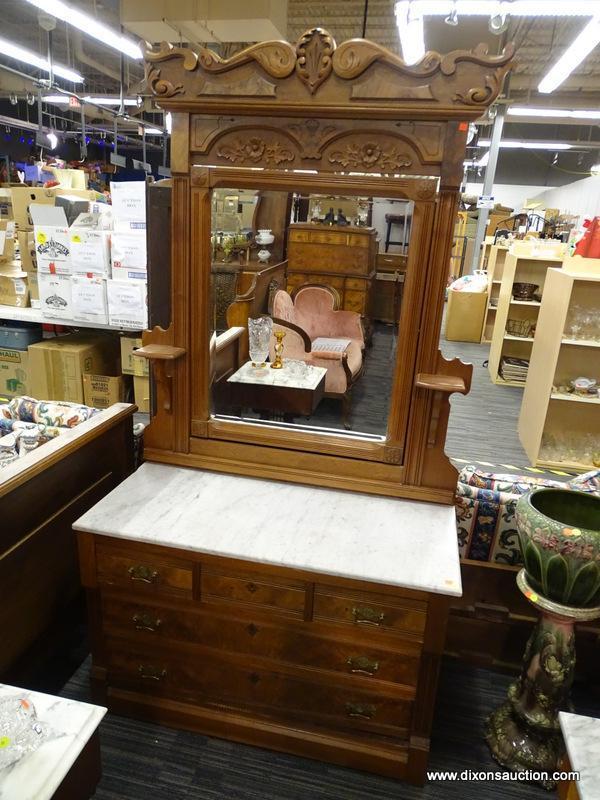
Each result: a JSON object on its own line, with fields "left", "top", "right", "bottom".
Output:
{"left": 106, "top": 639, "right": 412, "bottom": 738}
{"left": 348, "top": 234, "right": 370, "bottom": 248}
{"left": 96, "top": 545, "right": 193, "bottom": 599}
{"left": 288, "top": 230, "right": 310, "bottom": 243}
{"left": 202, "top": 567, "right": 306, "bottom": 617}
{"left": 343, "top": 290, "right": 367, "bottom": 313}
{"left": 314, "top": 586, "right": 427, "bottom": 639}
{"left": 102, "top": 595, "right": 421, "bottom": 688}
{"left": 308, "top": 231, "right": 347, "bottom": 246}
{"left": 345, "top": 277, "right": 368, "bottom": 291}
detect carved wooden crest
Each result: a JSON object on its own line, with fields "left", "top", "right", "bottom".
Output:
{"left": 144, "top": 31, "right": 514, "bottom": 120}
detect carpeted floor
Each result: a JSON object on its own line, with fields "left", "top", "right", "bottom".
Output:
{"left": 57, "top": 655, "right": 600, "bottom": 800}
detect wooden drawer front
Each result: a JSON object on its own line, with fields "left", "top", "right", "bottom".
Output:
{"left": 308, "top": 231, "right": 347, "bottom": 246}
{"left": 376, "top": 253, "right": 407, "bottom": 271}
{"left": 102, "top": 596, "right": 421, "bottom": 688}
{"left": 288, "top": 230, "right": 310, "bottom": 243}
{"left": 286, "top": 275, "right": 304, "bottom": 291}
{"left": 303, "top": 274, "right": 344, "bottom": 290}
{"left": 202, "top": 568, "right": 306, "bottom": 617}
{"left": 345, "top": 277, "right": 368, "bottom": 292}
{"left": 343, "top": 291, "right": 367, "bottom": 313}
{"left": 96, "top": 546, "right": 193, "bottom": 598}
{"left": 348, "top": 234, "right": 370, "bottom": 248}
{"left": 106, "top": 640, "right": 412, "bottom": 738}
{"left": 314, "top": 586, "right": 427, "bottom": 639}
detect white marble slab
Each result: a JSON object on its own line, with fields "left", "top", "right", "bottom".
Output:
{"left": 228, "top": 360, "right": 326, "bottom": 390}
{"left": 559, "top": 711, "right": 600, "bottom": 800}
{"left": 73, "top": 462, "right": 462, "bottom": 597}
{"left": 0, "top": 685, "right": 106, "bottom": 800}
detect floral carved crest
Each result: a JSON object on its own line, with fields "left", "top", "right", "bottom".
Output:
{"left": 328, "top": 141, "right": 412, "bottom": 171}
{"left": 216, "top": 137, "right": 295, "bottom": 165}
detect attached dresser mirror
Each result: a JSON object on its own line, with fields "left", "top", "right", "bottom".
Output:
{"left": 139, "top": 29, "right": 514, "bottom": 503}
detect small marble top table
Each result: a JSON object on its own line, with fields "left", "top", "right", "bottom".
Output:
{"left": 559, "top": 711, "right": 600, "bottom": 800}
{"left": 225, "top": 360, "right": 327, "bottom": 417}
{"left": 0, "top": 685, "right": 106, "bottom": 800}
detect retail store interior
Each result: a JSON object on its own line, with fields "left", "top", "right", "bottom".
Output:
{"left": 0, "top": 2, "right": 599, "bottom": 799}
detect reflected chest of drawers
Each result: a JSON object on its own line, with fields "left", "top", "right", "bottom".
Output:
{"left": 286, "top": 223, "right": 378, "bottom": 326}
{"left": 74, "top": 463, "right": 461, "bottom": 784}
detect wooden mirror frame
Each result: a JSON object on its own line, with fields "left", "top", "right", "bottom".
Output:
{"left": 140, "top": 29, "right": 513, "bottom": 504}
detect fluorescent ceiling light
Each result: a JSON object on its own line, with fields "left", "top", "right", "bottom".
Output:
{"left": 142, "top": 127, "right": 163, "bottom": 135}
{"left": 396, "top": 2, "right": 600, "bottom": 16}
{"left": 508, "top": 106, "right": 600, "bottom": 119}
{"left": 538, "top": 15, "right": 600, "bottom": 93}
{"left": 47, "top": 132, "right": 58, "bottom": 150}
{"left": 0, "top": 36, "right": 83, "bottom": 82}
{"left": 395, "top": 2, "right": 425, "bottom": 64}
{"left": 83, "top": 96, "right": 138, "bottom": 106}
{"left": 165, "top": 112, "right": 172, "bottom": 135}
{"left": 43, "top": 95, "right": 70, "bottom": 104}
{"left": 478, "top": 139, "right": 573, "bottom": 150}
{"left": 23, "top": 0, "right": 142, "bottom": 60}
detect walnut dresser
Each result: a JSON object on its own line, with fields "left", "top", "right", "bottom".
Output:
{"left": 74, "top": 462, "right": 461, "bottom": 784}
{"left": 286, "top": 223, "right": 378, "bottom": 329}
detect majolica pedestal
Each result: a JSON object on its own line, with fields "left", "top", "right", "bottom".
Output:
{"left": 486, "top": 570, "right": 600, "bottom": 788}
{"left": 486, "top": 488, "right": 600, "bottom": 789}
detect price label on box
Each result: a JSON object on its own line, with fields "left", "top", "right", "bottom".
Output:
{"left": 477, "top": 195, "right": 495, "bottom": 209}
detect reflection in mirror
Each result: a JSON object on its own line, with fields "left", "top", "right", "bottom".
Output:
{"left": 210, "top": 189, "right": 413, "bottom": 439}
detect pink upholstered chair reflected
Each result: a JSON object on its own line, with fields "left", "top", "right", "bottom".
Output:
{"left": 270, "top": 287, "right": 364, "bottom": 426}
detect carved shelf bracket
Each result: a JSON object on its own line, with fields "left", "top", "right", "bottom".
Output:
{"left": 415, "top": 372, "right": 467, "bottom": 447}
{"left": 135, "top": 345, "right": 186, "bottom": 414}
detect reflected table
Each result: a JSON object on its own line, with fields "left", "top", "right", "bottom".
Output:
{"left": 223, "top": 360, "right": 327, "bottom": 417}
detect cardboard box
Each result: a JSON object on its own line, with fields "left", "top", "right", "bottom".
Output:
{"left": 69, "top": 213, "right": 111, "bottom": 276}
{"left": 107, "top": 279, "right": 147, "bottom": 330}
{"left": 28, "top": 333, "right": 120, "bottom": 403}
{"left": 38, "top": 273, "right": 73, "bottom": 320}
{"left": 10, "top": 186, "right": 55, "bottom": 229}
{"left": 111, "top": 231, "right": 147, "bottom": 270}
{"left": 71, "top": 275, "right": 108, "bottom": 325}
{"left": 0, "top": 347, "right": 29, "bottom": 398}
{"left": 17, "top": 230, "right": 37, "bottom": 271}
{"left": 30, "top": 204, "right": 71, "bottom": 274}
{"left": 26, "top": 272, "right": 39, "bottom": 307}
{"left": 445, "top": 289, "right": 487, "bottom": 342}
{"left": 111, "top": 264, "right": 147, "bottom": 281}
{"left": 110, "top": 181, "right": 146, "bottom": 229}
{"left": 120, "top": 335, "right": 149, "bottom": 376}
{"left": 133, "top": 374, "right": 150, "bottom": 413}
{"left": 83, "top": 373, "right": 125, "bottom": 409}
{"left": 55, "top": 194, "right": 91, "bottom": 226}
{"left": 0, "top": 271, "right": 29, "bottom": 307}
{"left": 0, "top": 220, "right": 16, "bottom": 262}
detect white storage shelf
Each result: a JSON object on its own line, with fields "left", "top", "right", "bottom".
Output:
{"left": 518, "top": 260, "right": 600, "bottom": 473}
{"left": 0, "top": 304, "right": 140, "bottom": 332}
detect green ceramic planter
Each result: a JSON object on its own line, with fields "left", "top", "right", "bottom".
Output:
{"left": 516, "top": 488, "right": 600, "bottom": 608}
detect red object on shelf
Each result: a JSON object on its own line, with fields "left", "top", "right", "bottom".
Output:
{"left": 574, "top": 216, "right": 600, "bottom": 258}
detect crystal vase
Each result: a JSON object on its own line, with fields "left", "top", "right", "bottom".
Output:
{"left": 248, "top": 316, "right": 273, "bottom": 367}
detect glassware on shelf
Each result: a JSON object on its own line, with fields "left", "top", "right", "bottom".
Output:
{"left": 248, "top": 316, "right": 273, "bottom": 367}
{"left": 540, "top": 430, "right": 600, "bottom": 466}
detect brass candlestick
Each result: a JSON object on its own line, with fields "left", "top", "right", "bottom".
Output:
{"left": 270, "top": 331, "right": 285, "bottom": 369}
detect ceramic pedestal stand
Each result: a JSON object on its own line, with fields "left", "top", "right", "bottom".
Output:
{"left": 486, "top": 569, "right": 600, "bottom": 789}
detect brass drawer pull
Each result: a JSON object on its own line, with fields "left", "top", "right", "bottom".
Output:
{"left": 345, "top": 702, "right": 376, "bottom": 720}
{"left": 352, "top": 606, "right": 385, "bottom": 626}
{"left": 346, "top": 655, "right": 379, "bottom": 676}
{"left": 128, "top": 565, "right": 159, "bottom": 584}
{"left": 132, "top": 613, "right": 162, "bottom": 632}
{"left": 138, "top": 665, "right": 166, "bottom": 681}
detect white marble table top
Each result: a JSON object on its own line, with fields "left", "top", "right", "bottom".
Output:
{"left": 228, "top": 360, "right": 326, "bottom": 391}
{"left": 73, "top": 462, "right": 462, "bottom": 597}
{"left": 0, "top": 685, "right": 106, "bottom": 800}
{"left": 559, "top": 711, "right": 600, "bottom": 800}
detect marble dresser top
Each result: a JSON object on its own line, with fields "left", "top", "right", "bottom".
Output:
{"left": 559, "top": 711, "right": 600, "bottom": 800}
{"left": 74, "top": 462, "right": 462, "bottom": 597}
{"left": 0, "top": 685, "right": 105, "bottom": 800}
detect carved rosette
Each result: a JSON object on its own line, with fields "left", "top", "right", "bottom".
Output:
{"left": 328, "top": 141, "right": 412, "bottom": 171}
{"left": 295, "top": 28, "right": 336, "bottom": 94}
{"left": 216, "top": 136, "right": 295, "bottom": 166}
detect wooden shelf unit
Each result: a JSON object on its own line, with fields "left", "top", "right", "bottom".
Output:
{"left": 518, "top": 257, "right": 600, "bottom": 472}
{"left": 487, "top": 242, "right": 565, "bottom": 386}
{"left": 480, "top": 243, "right": 509, "bottom": 343}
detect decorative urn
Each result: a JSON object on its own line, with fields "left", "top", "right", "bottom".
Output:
{"left": 255, "top": 229, "right": 275, "bottom": 246}
{"left": 516, "top": 488, "right": 600, "bottom": 607}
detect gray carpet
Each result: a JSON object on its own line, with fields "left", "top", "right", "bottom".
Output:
{"left": 59, "top": 656, "right": 600, "bottom": 800}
